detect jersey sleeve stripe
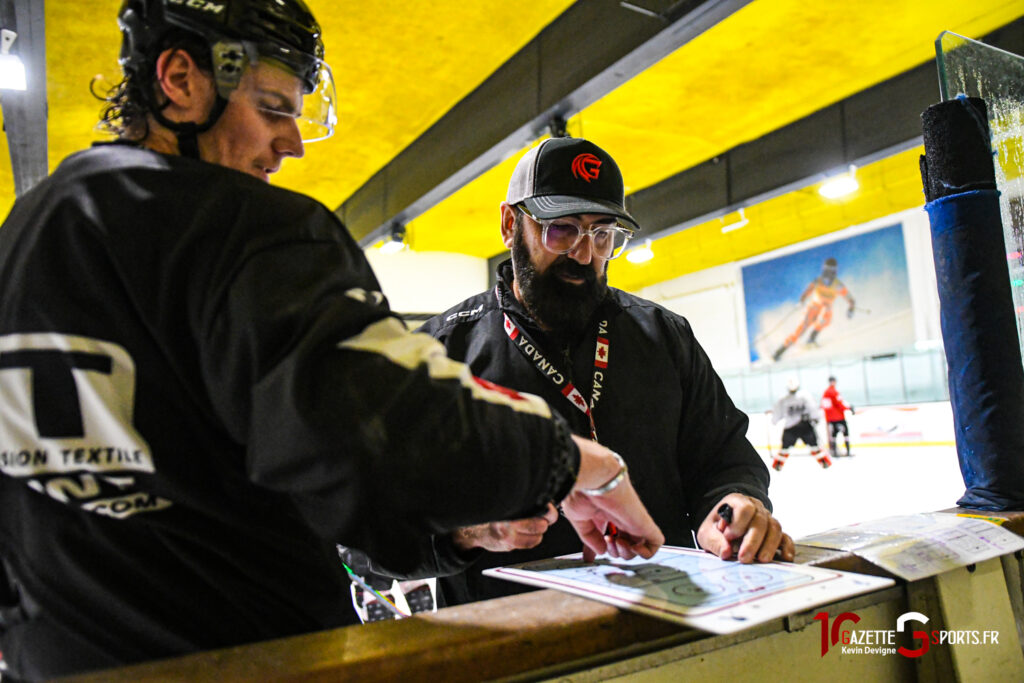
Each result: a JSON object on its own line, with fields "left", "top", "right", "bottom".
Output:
{"left": 338, "top": 317, "right": 552, "bottom": 419}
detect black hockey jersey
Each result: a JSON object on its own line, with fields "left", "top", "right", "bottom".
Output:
{"left": 0, "top": 145, "right": 576, "bottom": 679}
{"left": 419, "top": 260, "right": 771, "bottom": 605}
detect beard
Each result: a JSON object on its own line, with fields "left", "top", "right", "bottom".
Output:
{"left": 511, "top": 224, "right": 608, "bottom": 335}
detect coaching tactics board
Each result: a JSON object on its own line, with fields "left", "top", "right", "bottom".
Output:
{"left": 484, "top": 546, "right": 893, "bottom": 634}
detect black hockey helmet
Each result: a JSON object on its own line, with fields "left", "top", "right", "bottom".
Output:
{"left": 117, "top": 0, "right": 336, "bottom": 151}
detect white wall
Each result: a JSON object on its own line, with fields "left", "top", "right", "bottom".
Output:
{"left": 633, "top": 263, "right": 749, "bottom": 371}
{"left": 365, "top": 249, "right": 489, "bottom": 315}
{"left": 634, "top": 207, "right": 942, "bottom": 373}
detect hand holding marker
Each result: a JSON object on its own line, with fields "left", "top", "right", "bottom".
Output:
{"left": 717, "top": 503, "right": 742, "bottom": 559}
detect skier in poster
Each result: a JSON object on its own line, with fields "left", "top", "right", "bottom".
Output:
{"left": 772, "top": 257, "right": 855, "bottom": 361}
{"left": 822, "top": 375, "right": 855, "bottom": 458}
{"left": 770, "top": 378, "right": 831, "bottom": 471}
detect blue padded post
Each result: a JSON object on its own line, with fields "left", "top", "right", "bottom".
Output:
{"left": 921, "top": 96, "right": 1024, "bottom": 509}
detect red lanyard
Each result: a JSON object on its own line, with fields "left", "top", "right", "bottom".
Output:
{"left": 502, "top": 312, "right": 609, "bottom": 441}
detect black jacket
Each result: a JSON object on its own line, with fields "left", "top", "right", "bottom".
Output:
{"left": 419, "top": 260, "right": 770, "bottom": 605}
{"left": 0, "top": 146, "right": 576, "bottom": 679}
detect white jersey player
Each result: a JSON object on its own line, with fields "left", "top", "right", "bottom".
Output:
{"left": 770, "top": 378, "right": 831, "bottom": 471}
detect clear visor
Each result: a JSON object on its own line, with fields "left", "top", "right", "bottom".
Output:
{"left": 242, "top": 56, "right": 337, "bottom": 144}
{"left": 296, "top": 60, "right": 337, "bottom": 143}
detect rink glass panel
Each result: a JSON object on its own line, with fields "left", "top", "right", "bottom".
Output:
{"left": 721, "top": 346, "right": 949, "bottom": 413}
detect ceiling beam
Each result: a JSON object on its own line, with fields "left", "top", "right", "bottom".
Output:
{"left": 340, "top": 0, "right": 753, "bottom": 247}
{"left": 0, "top": 0, "right": 47, "bottom": 197}
{"left": 628, "top": 16, "right": 1024, "bottom": 241}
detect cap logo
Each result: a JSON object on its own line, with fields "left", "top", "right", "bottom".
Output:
{"left": 571, "top": 153, "right": 602, "bottom": 183}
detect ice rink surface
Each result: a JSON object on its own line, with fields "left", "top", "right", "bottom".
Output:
{"left": 761, "top": 444, "right": 966, "bottom": 541}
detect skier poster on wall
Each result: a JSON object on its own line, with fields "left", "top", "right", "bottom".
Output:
{"left": 742, "top": 224, "right": 914, "bottom": 364}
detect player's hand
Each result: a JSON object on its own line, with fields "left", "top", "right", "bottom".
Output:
{"left": 561, "top": 437, "right": 664, "bottom": 562}
{"left": 451, "top": 503, "right": 559, "bottom": 552}
{"left": 696, "top": 493, "right": 794, "bottom": 564}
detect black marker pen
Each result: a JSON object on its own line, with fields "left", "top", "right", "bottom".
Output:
{"left": 717, "top": 503, "right": 741, "bottom": 558}
{"left": 717, "top": 503, "right": 734, "bottom": 524}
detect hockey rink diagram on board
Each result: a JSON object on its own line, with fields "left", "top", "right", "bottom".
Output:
{"left": 484, "top": 546, "right": 894, "bottom": 634}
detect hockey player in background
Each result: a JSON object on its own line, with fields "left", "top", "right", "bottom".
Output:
{"left": 772, "top": 257, "right": 856, "bottom": 361}
{"left": 770, "top": 378, "right": 832, "bottom": 471}
{"left": 822, "top": 375, "right": 855, "bottom": 458}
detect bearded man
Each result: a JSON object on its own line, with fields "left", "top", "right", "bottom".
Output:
{"left": 418, "top": 137, "right": 793, "bottom": 606}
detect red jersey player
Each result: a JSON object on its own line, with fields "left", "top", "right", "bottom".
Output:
{"left": 822, "top": 375, "right": 854, "bottom": 457}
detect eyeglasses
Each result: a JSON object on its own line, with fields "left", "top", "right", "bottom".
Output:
{"left": 517, "top": 205, "right": 635, "bottom": 260}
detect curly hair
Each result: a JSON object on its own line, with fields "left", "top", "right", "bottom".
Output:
{"left": 94, "top": 30, "right": 213, "bottom": 141}
{"left": 93, "top": 72, "right": 148, "bottom": 140}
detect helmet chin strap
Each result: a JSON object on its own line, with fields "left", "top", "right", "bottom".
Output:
{"left": 150, "top": 95, "right": 229, "bottom": 160}
{"left": 144, "top": 41, "right": 249, "bottom": 160}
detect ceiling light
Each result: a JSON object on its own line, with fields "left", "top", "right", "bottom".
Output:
{"left": 379, "top": 224, "right": 407, "bottom": 254}
{"left": 625, "top": 239, "right": 654, "bottom": 263}
{"left": 818, "top": 165, "right": 859, "bottom": 199}
{"left": 719, "top": 208, "right": 749, "bottom": 234}
{"left": 0, "top": 29, "right": 25, "bottom": 91}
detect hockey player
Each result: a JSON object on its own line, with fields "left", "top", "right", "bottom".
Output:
{"left": 770, "top": 378, "right": 832, "bottom": 470}
{"left": 822, "top": 375, "right": 855, "bottom": 457}
{"left": 0, "top": 1, "right": 663, "bottom": 678}
{"left": 773, "top": 257, "right": 855, "bottom": 361}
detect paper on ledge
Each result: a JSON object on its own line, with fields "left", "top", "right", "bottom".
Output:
{"left": 798, "top": 512, "right": 1024, "bottom": 581}
{"left": 483, "top": 546, "right": 893, "bottom": 634}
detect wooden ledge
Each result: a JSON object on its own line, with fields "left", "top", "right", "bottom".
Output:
{"left": 63, "top": 589, "right": 696, "bottom": 683}
{"left": 62, "top": 509, "right": 1024, "bottom": 682}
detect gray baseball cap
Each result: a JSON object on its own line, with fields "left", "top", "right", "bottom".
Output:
{"left": 506, "top": 137, "right": 639, "bottom": 231}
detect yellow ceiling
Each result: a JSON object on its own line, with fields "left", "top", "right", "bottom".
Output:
{"left": 404, "top": 0, "right": 1023, "bottom": 287}
{"left": 1, "top": 1, "right": 1022, "bottom": 296}
{"left": 608, "top": 145, "right": 928, "bottom": 290}
{"left": 0, "top": 0, "right": 573, "bottom": 216}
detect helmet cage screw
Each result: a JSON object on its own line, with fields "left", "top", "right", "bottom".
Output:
{"left": 212, "top": 40, "right": 246, "bottom": 99}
